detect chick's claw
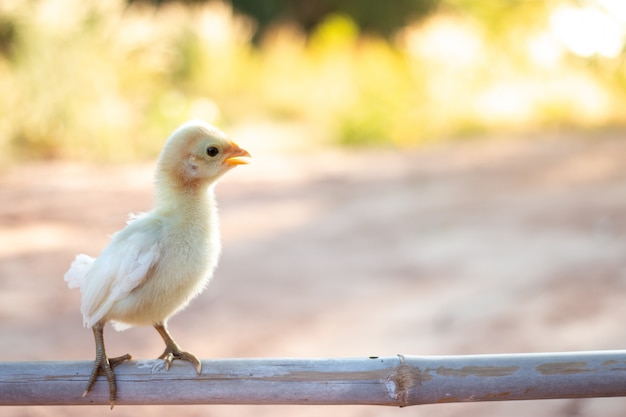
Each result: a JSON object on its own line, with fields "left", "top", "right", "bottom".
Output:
{"left": 158, "top": 348, "right": 202, "bottom": 374}
{"left": 109, "top": 353, "right": 133, "bottom": 367}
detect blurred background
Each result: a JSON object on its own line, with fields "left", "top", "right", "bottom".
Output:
{"left": 1, "top": 0, "right": 626, "bottom": 416}
{"left": 1, "top": 0, "right": 626, "bottom": 160}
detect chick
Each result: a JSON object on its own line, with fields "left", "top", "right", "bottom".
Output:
{"left": 64, "top": 120, "right": 250, "bottom": 407}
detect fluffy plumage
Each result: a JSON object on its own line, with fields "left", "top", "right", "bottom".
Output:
{"left": 64, "top": 120, "right": 249, "bottom": 407}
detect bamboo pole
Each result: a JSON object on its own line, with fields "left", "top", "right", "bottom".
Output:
{"left": 1, "top": 351, "right": 626, "bottom": 406}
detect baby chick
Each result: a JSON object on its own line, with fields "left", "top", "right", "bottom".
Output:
{"left": 64, "top": 120, "right": 250, "bottom": 407}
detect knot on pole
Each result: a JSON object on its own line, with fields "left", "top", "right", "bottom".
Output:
{"left": 385, "top": 354, "right": 420, "bottom": 407}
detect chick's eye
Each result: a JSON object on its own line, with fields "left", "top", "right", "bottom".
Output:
{"left": 206, "top": 146, "right": 219, "bottom": 157}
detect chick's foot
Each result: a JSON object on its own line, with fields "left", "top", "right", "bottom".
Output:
{"left": 154, "top": 322, "right": 202, "bottom": 374}
{"left": 84, "top": 321, "right": 132, "bottom": 409}
{"left": 158, "top": 347, "right": 201, "bottom": 373}
{"left": 83, "top": 354, "right": 132, "bottom": 399}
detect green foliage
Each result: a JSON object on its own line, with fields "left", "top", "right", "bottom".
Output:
{"left": 0, "top": 14, "right": 19, "bottom": 59}
{"left": 230, "top": 0, "right": 438, "bottom": 38}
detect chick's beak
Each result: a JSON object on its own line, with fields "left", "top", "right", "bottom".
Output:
{"left": 225, "top": 141, "right": 251, "bottom": 166}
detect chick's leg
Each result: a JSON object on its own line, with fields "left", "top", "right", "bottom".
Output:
{"left": 154, "top": 322, "right": 201, "bottom": 374}
{"left": 84, "top": 321, "right": 132, "bottom": 408}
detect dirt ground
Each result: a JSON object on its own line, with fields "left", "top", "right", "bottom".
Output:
{"left": 1, "top": 128, "right": 626, "bottom": 416}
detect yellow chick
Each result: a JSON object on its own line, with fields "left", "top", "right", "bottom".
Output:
{"left": 64, "top": 120, "right": 250, "bottom": 407}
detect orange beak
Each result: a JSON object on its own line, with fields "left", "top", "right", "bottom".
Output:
{"left": 225, "top": 141, "right": 251, "bottom": 166}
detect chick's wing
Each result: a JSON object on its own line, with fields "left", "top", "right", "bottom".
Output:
{"left": 80, "top": 215, "right": 161, "bottom": 328}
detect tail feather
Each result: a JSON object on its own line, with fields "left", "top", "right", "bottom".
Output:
{"left": 64, "top": 254, "right": 95, "bottom": 289}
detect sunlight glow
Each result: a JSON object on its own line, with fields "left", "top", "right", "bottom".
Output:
{"left": 400, "top": 15, "right": 484, "bottom": 67}
{"left": 599, "top": 0, "right": 626, "bottom": 23}
{"left": 550, "top": 4, "right": 625, "bottom": 58}
{"left": 527, "top": 32, "right": 563, "bottom": 69}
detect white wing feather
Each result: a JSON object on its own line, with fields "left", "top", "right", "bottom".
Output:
{"left": 65, "top": 214, "right": 161, "bottom": 329}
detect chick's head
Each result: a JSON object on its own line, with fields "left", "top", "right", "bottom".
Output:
{"left": 157, "top": 120, "right": 250, "bottom": 189}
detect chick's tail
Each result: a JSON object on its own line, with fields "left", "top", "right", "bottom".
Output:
{"left": 64, "top": 254, "right": 95, "bottom": 289}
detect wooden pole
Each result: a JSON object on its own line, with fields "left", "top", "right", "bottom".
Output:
{"left": 1, "top": 351, "right": 626, "bottom": 406}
